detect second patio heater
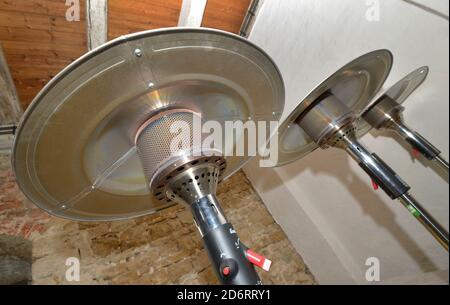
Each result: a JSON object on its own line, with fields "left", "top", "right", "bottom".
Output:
{"left": 273, "top": 50, "right": 449, "bottom": 251}
{"left": 361, "top": 66, "right": 449, "bottom": 174}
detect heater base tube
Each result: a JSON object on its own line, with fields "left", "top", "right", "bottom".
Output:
{"left": 345, "top": 139, "right": 410, "bottom": 199}
{"left": 390, "top": 121, "right": 440, "bottom": 161}
{"left": 191, "top": 195, "right": 261, "bottom": 285}
{"left": 398, "top": 193, "right": 449, "bottom": 251}
{"left": 389, "top": 121, "right": 449, "bottom": 174}
{"left": 343, "top": 138, "right": 448, "bottom": 251}
{"left": 203, "top": 223, "right": 261, "bottom": 285}
{"left": 434, "top": 155, "right": 450, "bottom": 173}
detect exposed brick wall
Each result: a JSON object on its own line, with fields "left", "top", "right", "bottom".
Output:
{"left": 0, "top": 152, "right": 316, "bottom": 284}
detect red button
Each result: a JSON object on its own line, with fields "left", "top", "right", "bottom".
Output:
{"left": 222, "top": 266, "right": 231, "bottom": 276}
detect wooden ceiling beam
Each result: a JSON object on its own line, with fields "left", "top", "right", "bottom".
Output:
{"left": 86, "top": 0, "right": 108, "bottom": 50}
{"left": 178, "top": 0, "right": 208, "bottom": 27}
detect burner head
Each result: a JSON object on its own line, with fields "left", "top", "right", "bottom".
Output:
{"left": 152, "top": 155, "right": 225, "bottom": 206}
{"left": 135, "top": 109, "right": 203, "bottom": 186}
{"left": 272, "top": 50, "right": 393, "bottom": 166}
{"left": 135, "top": 109, "right": 226, "bottom": 205}
{"left": 297, "top": 93, "right": 356, "bottom": 148}
{"left": 362, "top": 96, "right": 404, "bottom": 129}
{"left": 360, "top": 66, "right": 429, "bottom": 132}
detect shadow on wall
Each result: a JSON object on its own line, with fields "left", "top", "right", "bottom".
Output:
{"left": 0, "top": 234, "right": 32, "bottom": 285}
{"left": 257, "top": 135, "right": 441, "bottom": 273}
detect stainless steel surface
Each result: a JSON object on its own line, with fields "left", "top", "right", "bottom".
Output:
{"left": 12, "top": 27, "right": 285, "bottom": 221}
{"left": 161, "top": 156, "right": 225, "bottom": 206}
{"left": 134, "top": 107, "right": 226, "bottom": 206}
{"left": 135, "top": 109, "right": 201, "bottom": 185}
{"left": 399, "top": 193, "right": 449, "bottom": 251}
{"left": 190, "top": 194, "right": 227, "bottom": 237}
{"left": 0, "top": 124, "right": 16, "bottom": 136}
{"left": 275, "top": 50, "right": 392, "bottom": 166}
{"left": 345, "top": 138, "right": 382, "bottom": 170}
{"left": 298, "top": 94, "right": 355, "bottom": 148}
{"left": 270, "top": 46, "right": 447, "bottom": 250}
{"left": 343, "top": 135, "right": 410, "bottom": 198}
{"left": 389, "top": 120, "right": 442, "bottom": 161}
{"left": 361, "top": 66, "right": 449, "bottom": 172}
{"left": 362, "top": 96, "right": 403, "bottom": 129}
{"left": 326, "top": 118, "right": 448, "bottom": 251}
{"left": 132, "top": 105, "right": 258, "bottom": 284}
{"left": 435, "top": 155, "right": 450, "bottom": 172}
{"left": 390, "top": 120, "right": 419, "bottom": 141}
{"left": 359, "top": 66, "right": 429, "bottom": 135}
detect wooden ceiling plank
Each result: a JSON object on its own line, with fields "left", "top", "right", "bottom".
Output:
{"left": 0, "top": 11, "right": 85, "bottom": 34}
{"left": 0, "top": 27, "right": 85, "bottom": 46}
{"left": 108, "top": 0, "right": 182, "bottom": 12}
{"left": 0, "top": 0, "right": 81, "bottom": 16}
{"left": 201, "top": 0, "right": 251, "bottom": 33}
{"left": 1, "top": 40, "right": 85, "bottom": 59}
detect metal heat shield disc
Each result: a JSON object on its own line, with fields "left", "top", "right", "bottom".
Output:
{"left": 12, "top": 28, "right": 285, "bottom": 221}
{"left": 272, "top": 49, "right": 393, "bottom": 167}
{"left": 357, "top": 66, "right": 429, "bottom": 136}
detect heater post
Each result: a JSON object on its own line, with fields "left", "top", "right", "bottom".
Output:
{"left": 363, "top": 94, "right": 449, "bottom": 174}
{"left": 191, "top": 195, "right": 261, "bottom": 285}
{"left": 398, "top": 193, "right": 449, "bottom": 251}
{"left": 343, "top": 137, "right": 449, "bottom": 250}
{"left": 344, "top": 138, "right": 410, "bottom": 200}
{"left": 435, "top": 155, "right": 450, "bottom": 172}
{"left": 295, "top": 89, "right": 449, "bottom": 250}
{"left": 388, "top": 120, "right": 449, "bottom": 172}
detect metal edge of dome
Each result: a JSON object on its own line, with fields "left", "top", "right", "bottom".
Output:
{"left": 10, "top": 27, "right": 285, "bottom": 221}
{"left": 271, "top": 49, "right": 393, "bottom": 167}
{"left": 357, "top": 65, "right": 429, "bottom": 137}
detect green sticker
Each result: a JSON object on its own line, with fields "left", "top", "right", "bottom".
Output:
{"left": 407, "top": 204, "right": 421, "bottom": 218}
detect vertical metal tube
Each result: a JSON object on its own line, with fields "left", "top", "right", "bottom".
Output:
{"left": 389, "top": 120, "right": 449, "bottom": 174}
{"left": 344, "top": 138, "right": 410, "bottom": 199}
{"left": 190, "top": 195, "right": 261, "bottom": 285}
{"left": 343, "top": 137, "right": 448, "bottom": 251}
{"left": 398, "top": 193, "right": 449, "bottom": 251}
{"left": 434, "top": 155, "right": 450, "bottom": 173}
{"left": 190, "top": 194, "right": 227, "bottom": 237}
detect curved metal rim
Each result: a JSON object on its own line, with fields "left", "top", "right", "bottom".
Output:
{"left": 361, "top": 65, "right": 429, "bottom": 118}
{"left": 274, "top": 49, "right": 393, "bottom": 167}
{"left": 11, "top": 27, "right": 285, "bottom": 221}
{"left": 13, "top": 27, "right": 285, "bottom": 168}
{"left": 357, "top": 66, "right": 429, "bottom": 137}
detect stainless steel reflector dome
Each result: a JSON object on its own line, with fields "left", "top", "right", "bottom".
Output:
{"left": 12, "top": 28, "right": 285, "bottom": 221}
{"left": 274, "top": 50, "right": 392, "bottom": 166}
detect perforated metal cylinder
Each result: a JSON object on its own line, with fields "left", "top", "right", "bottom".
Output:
{"left": 135, "top": 110, "right": 202, "bottom": 185}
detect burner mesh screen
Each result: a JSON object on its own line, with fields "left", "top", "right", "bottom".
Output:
{"left": 136, "top": 111, "right": 201, "bottom": 184}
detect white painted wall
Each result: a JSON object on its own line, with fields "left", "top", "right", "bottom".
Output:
{"left": 244, "top": 0, "right": 449, "bottom": 284}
